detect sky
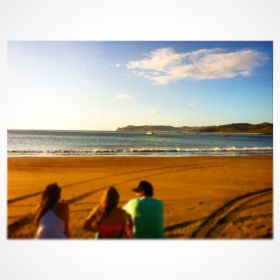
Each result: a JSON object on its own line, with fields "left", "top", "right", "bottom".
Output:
{"left": 7, "top": 41, "right": 273, "bottom": 130}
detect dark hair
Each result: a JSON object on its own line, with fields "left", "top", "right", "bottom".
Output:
{"left": 95, "top": 186, "right": 120, "bottom": 225}
{"left": 139, "top": 180, "right": 154, "bottom": 197}
{"left": 35, "top": 183, "right": 61, "bottom": 225}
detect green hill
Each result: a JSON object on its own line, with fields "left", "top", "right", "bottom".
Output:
{"left": 116, "top": 122, "right": 273, "bottom": 134}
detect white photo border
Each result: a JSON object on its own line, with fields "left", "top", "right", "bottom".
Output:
{"left": 0, "top": 1, "right": 279, "bottom": 280}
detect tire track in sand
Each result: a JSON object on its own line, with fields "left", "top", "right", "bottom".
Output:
{"left": 190, "top": 188, "right": 272, "bottom": 238}
{"left": 8, "top": 162, "right": 224, "bottom": 204}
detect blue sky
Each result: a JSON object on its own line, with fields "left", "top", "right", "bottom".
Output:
{"left": 7, "top": 41, "right": 273, "bottom": 130}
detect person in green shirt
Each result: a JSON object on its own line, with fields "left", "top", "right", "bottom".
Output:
{"left": 123, "top": 180, "right": 165, "bottom": 239}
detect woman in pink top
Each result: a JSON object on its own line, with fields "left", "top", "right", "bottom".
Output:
{"left": 83, "top": 186, "right": 132, "bottom": 239}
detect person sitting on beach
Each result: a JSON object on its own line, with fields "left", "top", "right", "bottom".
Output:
{"left": 83, "top": 186, "right": 132, "bottom": 239}
{"left": 123, "top": 180, "right": 165, "bottom": 239}
{"left": 34, "top": 183, "right": 70, "bottom": 239}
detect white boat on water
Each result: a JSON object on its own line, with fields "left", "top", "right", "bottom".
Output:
{"left": 146, "top": 131, "right": 154, "bottom": 135}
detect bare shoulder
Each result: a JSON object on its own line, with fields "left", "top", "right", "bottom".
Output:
{"left": 54, "top": 200, "right": 69, "bottom": 214}
{"left": 86, "top": 206, "right": 99, "bottom": 219}
{"left": 117, "top": 207, "right": 129, "bottom": 217}
{"left": 59, "top": 200, "right": 69, "bottom": 208}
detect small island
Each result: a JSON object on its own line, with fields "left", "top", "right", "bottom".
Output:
{"left": 117, "top": 122, "right": 273, "bottom": 134}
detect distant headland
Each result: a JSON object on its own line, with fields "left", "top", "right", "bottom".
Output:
{"left": 117, "top": 122, "right": 273, "bottom": 134}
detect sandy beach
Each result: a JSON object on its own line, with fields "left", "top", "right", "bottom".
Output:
{"left": 7, "top": 155, "right": 273, "bottom": 239}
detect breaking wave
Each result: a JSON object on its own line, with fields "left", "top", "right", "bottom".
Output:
{"left": 8, "top": 146, "right": 273, "bottom": 156}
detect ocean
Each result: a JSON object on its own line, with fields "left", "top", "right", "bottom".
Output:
{"left": 7, "top": 130, "right": 273, "bottom": 157}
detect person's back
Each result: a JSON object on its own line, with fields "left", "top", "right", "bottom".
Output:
{"left": 35, "top": 208, "right": 66, "bottom": 239}
{"left": 98, "top": 207, "right": 128, "bottom": 238}
{"left": 34, "top": 183, "right": 69, "bottom": 239}
{"left": 83, "top": 186, "right": 132, "bottom": 239}
{"left": 123, "top": 180, "right": 165, "bottom": 239}
{"left": 124, "top": 197, "right": 164, "bottom": 238}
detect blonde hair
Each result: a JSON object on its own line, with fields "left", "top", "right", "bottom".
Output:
{"left": 95, "top": 186, "right": 120, "bottom": 224}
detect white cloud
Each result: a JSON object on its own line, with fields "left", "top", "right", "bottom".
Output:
{"left": 127, "top": 48, "right": 187, "bottom": 71}
{"left": 115, "top": 63, "right": 121, "bottom": 68}
{"left": 115, "top": 94, "right": 131, "bottom": 100}
{"left": 132, "top": 71, "right": 146, "bottom": 77}
{"left": 127, "top": 47, "right": 268, "bottom": 84}
{"left": 149, "top": 75, "right": 179, "bottom": 84}
{"left": 189, "top": 102, "right": 195, "bottom": 107}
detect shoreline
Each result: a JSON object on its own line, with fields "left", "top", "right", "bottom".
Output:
{"left": 7, "top": 150, "right": 273, "bottom": 158}
{"left": 8, "top": 155, "right": 273, "bottom": 239}
{"left": 7, "top": 154, "right": 273, "bottom": 158}
{"left": 6, "top": 152, "right": 273, "bottom": 159}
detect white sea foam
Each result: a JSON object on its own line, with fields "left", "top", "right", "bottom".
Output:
{"left": 7, "top": 146, "right": 273, "bottom": 156}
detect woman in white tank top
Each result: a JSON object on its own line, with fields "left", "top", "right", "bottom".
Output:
{"left": 34, "top": 183, "right": 69, "bottom": 239}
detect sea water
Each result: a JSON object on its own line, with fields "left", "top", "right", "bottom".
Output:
{"left": 8, "top": 130, "right": 273, "bottom": 157}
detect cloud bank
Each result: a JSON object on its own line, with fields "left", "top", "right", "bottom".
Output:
{"left": 127, "top": 47, "right": 268, "bottom": 84}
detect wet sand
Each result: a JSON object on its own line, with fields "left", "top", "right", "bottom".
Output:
{"left": 7, "top": 155, "right": 273, "bottom": 239}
